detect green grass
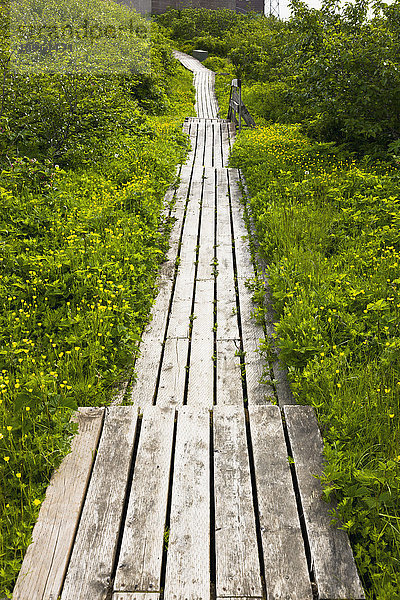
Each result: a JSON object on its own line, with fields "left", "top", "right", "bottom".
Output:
{"left": 229, "top": 124, "right": 400, "bottom": 599}
{"left": 0, "top": 62, "right": 194, "bottom": 596}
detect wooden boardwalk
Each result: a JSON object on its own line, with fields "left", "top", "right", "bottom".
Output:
{"left": 13, "top": 53, "right": 365, "bottom": 600}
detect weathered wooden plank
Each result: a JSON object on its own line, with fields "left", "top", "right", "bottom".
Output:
{"left": 187, "top": 279, "right": 214, "bottom": 408}
{"left": 236, "top": 276, "right": 274, "bottom": 405}
{"left": 197, "top": 170, "right": 215, "bottom": 280}
{"left": 185, "top": 121, "right": 197, "bottom": 165}
{"left": 213, "top": 405, "right": 263, "bottom": 597}
{"left": 221, "top": 123, "right": 230, "bottom": 167}
{"left": 112, "top": 379, "right": 130, "bottom": 405}
{"left": 157, "top": 337, "right": 189, "bottom": 407}
{"left": 131, "top": 340, "right": 162, "bottom": 407}
{"left": 203, "top": 120, "right": 213, "bottom": 166}
{"left": 248, "top": 405, "right": 313, "bottom": 600}
{"left": 113, "top": 594, "right": 159, "bottom": 600}
{"left": 130, "top": 168, "right": 192, "bottom": 406}
{"left": 164, "top": 407, "right": 210, "bottom": 600}
{"left": 167, "top": 173, "right": 203, "bottom": 339}
{"left": 216, "top": 339, "right": 243, "bottom": 405}
{"left": 284, "top": 406, "right": 365, "bottom": 600}
{"left": 201, "top": 166, "right": 216, "bottom": 209}
{"left": 61, "top": 407, "right": 138, "bottom": 600}
{"left": 114, "top": 406, "right": 175, "bottom": 594}
{"left": 215, "top": 168, "right": 239, "bottom": 341}
{"left": 213, "top": 123, "right": 223, "bottom": 168}
{"left": 228, "top": 169, "right": 253, "bottom": 277}
{"left": 13, "top": 408, "right": 105, "bottom": 600}
{"left": 215, "top": 271, "right": 238, "bottom": 341}
{"left": 194, "top": 120, "right": 206, "bottom": 165}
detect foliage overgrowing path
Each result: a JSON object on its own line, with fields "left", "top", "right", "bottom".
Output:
{"left": 13, "top": 52, "right": 364, "bottom": 600}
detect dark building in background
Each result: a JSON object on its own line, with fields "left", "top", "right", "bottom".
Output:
{"left": 115, "top": 0, "right": 264, "bottom": 16}
{"left": 236, "top": 0, "right": 264, "bottom": 14}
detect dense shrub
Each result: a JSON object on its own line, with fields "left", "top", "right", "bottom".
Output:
{"left": 158, "top": 3, "right": 400, "bottom": 154}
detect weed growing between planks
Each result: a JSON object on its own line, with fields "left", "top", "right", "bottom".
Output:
{"left": 0, "top": 59, "right": 194, "bottom": 597}
{"left": 230, "top": 124, "right": 400, "bottom": 599}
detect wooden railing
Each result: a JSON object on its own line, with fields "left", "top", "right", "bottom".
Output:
{"left": 227, "top": 78, "right": 256, "bottom": 131}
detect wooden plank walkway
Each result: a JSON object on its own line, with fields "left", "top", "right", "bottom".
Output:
{"left": 14, "top": 53, "right": 365, "bottom": 600}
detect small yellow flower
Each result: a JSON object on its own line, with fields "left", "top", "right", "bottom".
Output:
{"left": 16, "top": 472, "right": 21, "bottom": 478}
{"left": 3, "top": 456, "right": 10, "bottom": 462}
{"left": 7, "top": 426, "right": 12, "bottom": 431}
{"left": 33, "top": 499, "right": 41, "bottom": 506}
{"left": 26, "top": 406, "right": 30, "bottom": 411}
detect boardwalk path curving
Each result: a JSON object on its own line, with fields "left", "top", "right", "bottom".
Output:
{"left": 13, "top": 53, "right": 365, "bottom": 600}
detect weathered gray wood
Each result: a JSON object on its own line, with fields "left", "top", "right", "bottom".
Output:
{"left": 236, "top": 276, "right": 274, "bottom": 405}
{"left": 213, "top": 123, "right": 223, "bottom": 168}
{"left": 187, "top": 279, "right": 214, "bottom": 408}
{"left": 201, "top": 166, "right": 216, "bottom": 208}
{"left": 61, "top": 407, "right": 138, "bottom": 600}
{"left": 13, "top": 408, "right": 105, "bottom": 600}
{"left": 156, "top": 337, "right": 188, "bottom": 407}
{"left": 203, "top": 120, "right": 213, "bottom": 166}
{"left": 112, "top": 378, "right": 130, "bottom": 405}
{"left": 248, "top": 405, "right": 313, "bottom": 600}
{"left": 131, "top": 167, "right": 192, "bottom": 406}
{"left": 114, "top": 406, "right": 175, "bottom": 593}
{"left": 213, "top": 405, "right": 263, "bottom": 597}
{"left": 216, "top": 339, "right": 243, "bottom": 405}
{"left": 131, "top": 340, "right": 163, "bottom": 407}
{"left": 228, "top": 169, "right": 253, "bottom": 276}
{"left": 221, "top": 123, "right": 230, "bottom": 167}
{"left": 164, "top": 407, "right": 210, "bottom": 600}
{"left": 284, "top": 406, "right": 365, "bottom": 600}
{"left": 166, "top": 173, "right": 203, "bottom": 339}
{"left": 194, "top": 120, "right": 206, "bottom": 165}
{"left": 185, "top": 121, "right": 198, "bottom": 165}
{"left": 197, "top": 168, "right": 215, "bottom": 281}
{"left": 113, "top": 594, "right": 159, "bottom": 600}
{"left": 215, "top": 168, "right": 239, "bottom": 341}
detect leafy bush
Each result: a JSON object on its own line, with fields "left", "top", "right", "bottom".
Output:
{"left": 158, "top": 4, "right": 400, "bottom": 154}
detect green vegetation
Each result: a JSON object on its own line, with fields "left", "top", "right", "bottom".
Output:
{"left": 157, "top": 5, "right": 400, "bottom": 598}
{"left": 157, "top": 3, "right": 400, "bottom": 155}
{"left": 230, "top": 128, "right": 400, "bottom": 597}
{"left": 0, "top": 0, "right": 194, "bottom": 594}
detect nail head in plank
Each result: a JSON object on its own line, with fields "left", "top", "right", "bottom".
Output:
{"left": 213, "top": 405, "right": 263, "bottom": 598}
{"left": 248, "top": 405, "right": 313, "bottom": 600}
{"left": 164, "top": 407, "right": 210, "bottom": 600}
{"left": 114, "top": 406, "right": 175, "bottom": 593}
{"left": 284, "top": 405, "right": 365, "bottom": 600}
{"left": 13, "top": 408, "right": 105, "bottom": 600}
{"left": 61, "top": 406, "right": 139, "bottom": 600}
